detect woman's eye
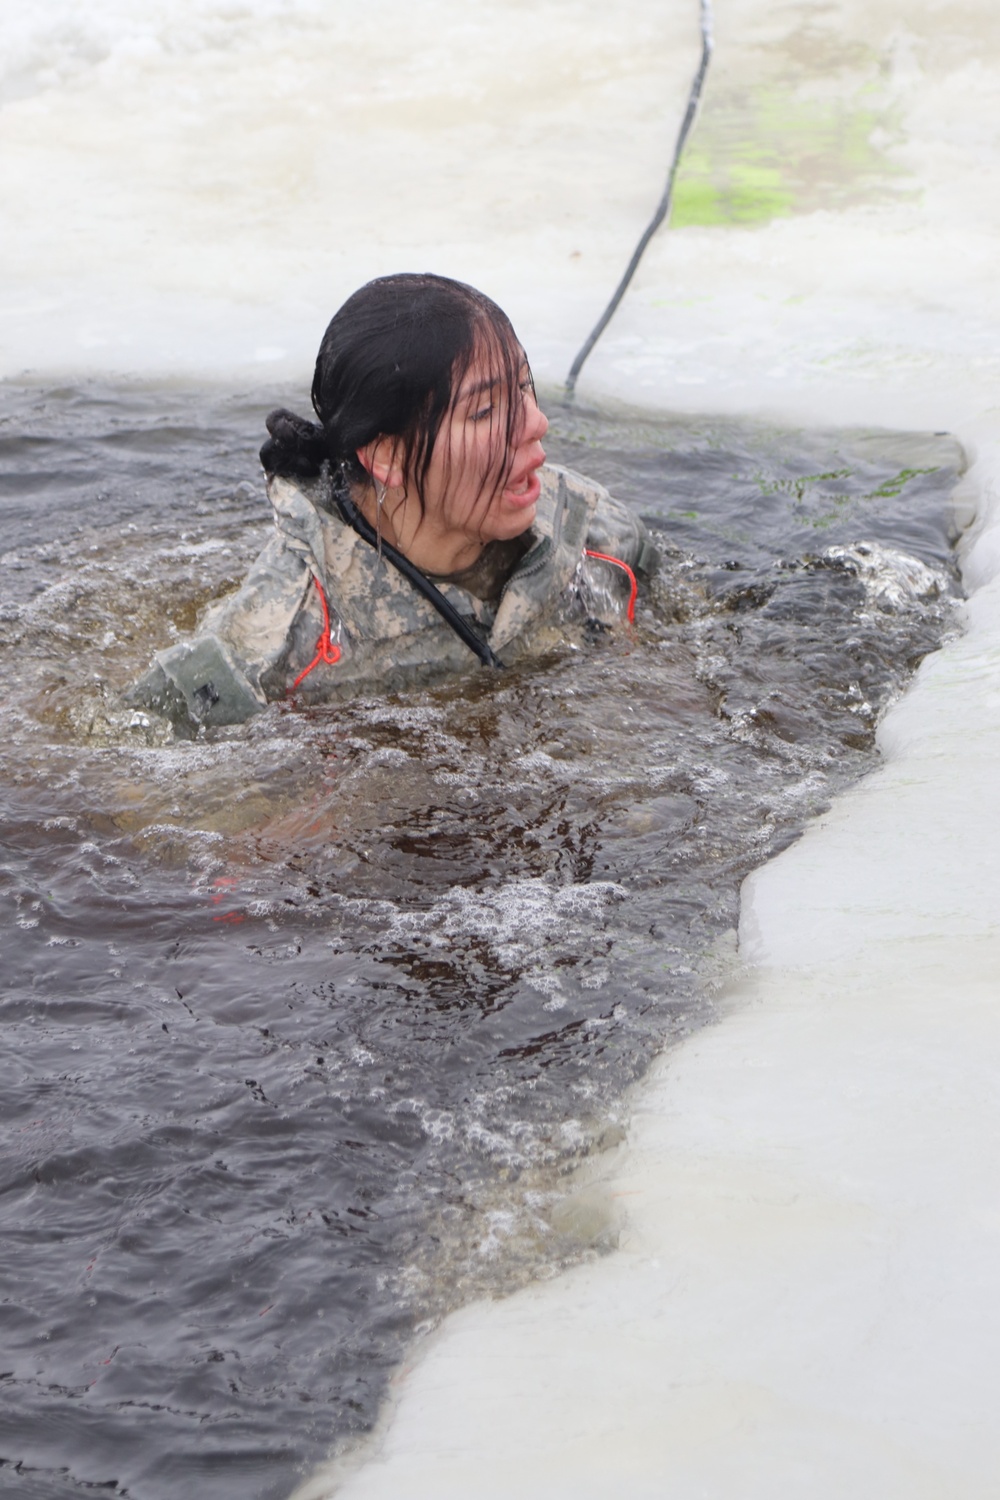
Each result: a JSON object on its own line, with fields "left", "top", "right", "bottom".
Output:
{"left": 471, "top": 403, "right": 495, "bottom": 422}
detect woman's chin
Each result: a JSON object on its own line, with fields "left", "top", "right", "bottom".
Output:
{"left": 496, "top": 500, "right": 537, "bottom": 538}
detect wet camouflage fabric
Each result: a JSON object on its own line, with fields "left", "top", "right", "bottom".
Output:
{"left": 129, "top": 464, "right": 656, "bottom": 732}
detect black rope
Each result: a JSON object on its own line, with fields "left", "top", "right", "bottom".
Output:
{"left": 329, "top": 480, "right": 506, "bottom": 671}
{"left": 565, "top": 0, "right": 714, "bottom": 398}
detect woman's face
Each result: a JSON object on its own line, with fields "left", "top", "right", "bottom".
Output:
{"left": 424, "top": 347, "right": 549, "bottom": 547}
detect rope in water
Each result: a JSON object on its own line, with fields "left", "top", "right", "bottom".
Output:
{"left": 564, "top": 0, "right": 714, "bottom": 398}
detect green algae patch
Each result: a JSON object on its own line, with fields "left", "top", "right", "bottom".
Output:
{"left": 745, "top": 464, "right": 941, "bottom": 531}
{"left": 672, "top": 84, "right": 907, "bottom": 228}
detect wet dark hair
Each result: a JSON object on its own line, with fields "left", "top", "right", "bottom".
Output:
{"left": 261, "top": 273, "right": 530, "bottom": 520}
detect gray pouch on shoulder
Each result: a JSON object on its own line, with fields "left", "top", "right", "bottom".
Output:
{"left": 127, "top": 633, "right": 264, "bottom": 736}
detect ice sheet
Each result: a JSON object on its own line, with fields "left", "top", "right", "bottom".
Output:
{"left": 0, "top": 0, "right": 697, "bottom": 384}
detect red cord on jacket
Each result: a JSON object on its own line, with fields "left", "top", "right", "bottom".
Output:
{"left": 584, "top": 550, "right": 638, "bottom": 624}
{"left": 290, "top": 575, "right": 341, "bottom": 691}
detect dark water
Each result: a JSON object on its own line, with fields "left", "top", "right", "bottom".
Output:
{"left": 0, "top": 382, "right": 963, "bottom": 1499}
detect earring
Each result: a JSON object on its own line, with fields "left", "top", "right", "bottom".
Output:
{"left": 374, "top": 479, "right": 386, "bottom": 561}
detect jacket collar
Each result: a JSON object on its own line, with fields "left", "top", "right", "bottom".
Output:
{"left": 489, "top": 467, "right": 597, "bottom": 650}
{"left": 265, "top": 464, "right": 597, "bottom": 652}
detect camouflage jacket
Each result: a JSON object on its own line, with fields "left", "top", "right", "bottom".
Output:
{"left": 129, "top": 464, "right": 657, "bottom": 732}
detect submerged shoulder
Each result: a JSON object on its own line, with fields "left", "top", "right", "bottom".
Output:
{"left": 532, "top": 463, "right": 605, "bottom": 553}
{"left": 264, "top": 469, "right": 334, "bottom": 560}
{"left": 539, "top": 462, "right": 610, "bottom": 511}
{"left": 539, "top": 463, "right": 657, "bottom": 574}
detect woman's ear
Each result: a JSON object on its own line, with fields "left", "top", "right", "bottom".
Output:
{"left": 356, "top": 437, "right": 405, "bottom": 491}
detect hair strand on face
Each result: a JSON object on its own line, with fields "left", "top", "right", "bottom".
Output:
{"left": 297, "top": 274, "right": 528, "bottom": 521}
{"left": 434, "top": 315, "right": 531, "bottom": 536}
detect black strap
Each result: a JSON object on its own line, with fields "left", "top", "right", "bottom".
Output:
{"left": 329, "top": 482, "right": 505, "bottom": 671}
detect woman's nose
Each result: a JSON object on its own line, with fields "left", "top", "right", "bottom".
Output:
{"left": 523, "top": 391, "right": 548, "bottom": 445}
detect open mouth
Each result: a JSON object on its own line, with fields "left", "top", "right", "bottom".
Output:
{"left": 502, "top": 465, "right": 543, "bottom": 507}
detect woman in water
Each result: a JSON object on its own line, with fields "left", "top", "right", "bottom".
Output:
{"left": 131, "top": 273, "right": 657, "bottom": 731}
